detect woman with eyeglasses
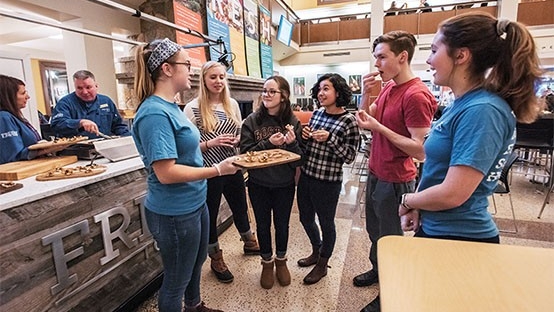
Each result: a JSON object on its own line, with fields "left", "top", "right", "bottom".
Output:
{"left": 184, "top": 61, "right": 259, "bottom": 284}
{"left": 239, "top": 76, "right": 304, "bottom": 289}
{"left": 297, "top": 73, "right": 360, "bottom": 284}
{"left": 133, "top": 38, "right": 239, "bottom": 312}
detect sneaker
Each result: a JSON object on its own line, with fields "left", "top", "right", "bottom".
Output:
{"left": 185, "top": 301, "right": 223, "bottom": 312}
{"left": 353, "top": 269, "right": 378, "bottom": 287}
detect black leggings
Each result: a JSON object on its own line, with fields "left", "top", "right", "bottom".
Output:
{"left": 206, "top": 171, "right": 251, "bottom": 244}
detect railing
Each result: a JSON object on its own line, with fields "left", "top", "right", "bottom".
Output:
{"left": 294, "top": 0, "right": 553, "bottom": 46}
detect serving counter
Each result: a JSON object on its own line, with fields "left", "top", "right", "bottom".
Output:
{"left": 0, "top": 157, "right": 160, "bottom": 311}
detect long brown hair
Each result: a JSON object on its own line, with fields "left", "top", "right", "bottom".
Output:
{"left": 255, "top": 75, "right": 293, "bottom": 126}
{"left": 439, "top": 12, "right": 542, "bottom": 123}
{"left": 0, "top": 75, "right": 25, "bottom": 120}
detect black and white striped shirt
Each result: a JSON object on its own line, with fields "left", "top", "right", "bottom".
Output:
{"left": 184, "top": 98, "right": 242, "bottom": 167}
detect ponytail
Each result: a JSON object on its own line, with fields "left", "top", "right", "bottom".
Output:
{"left": 439, "top": 12, "right": 542, "bottom": 123}
{"left": 134, "top": 44, "right": 156, "bottom": 111}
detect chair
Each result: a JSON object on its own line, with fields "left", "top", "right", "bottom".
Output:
{"left": 40, "top": 123, "right": 55, "bottom": 141}
{"left": 491, "top": 151, "right": 519, "bottom": 233}
{"left": 513, "top": 117, "right": 554, "bottom": 217}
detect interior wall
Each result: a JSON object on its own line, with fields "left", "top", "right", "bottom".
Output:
{"left": 30, "top": 59, "right": 46, "bottom": 114}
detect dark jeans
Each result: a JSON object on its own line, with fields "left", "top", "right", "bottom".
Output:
{"left": 297, "top": 173, "right": 342, "bottom": 259}
{"left": 415, "top": 227, "right": 500, "bottom": 244}
{"left": 365, "top": 173, "right": 415, "bottom": 273}
{"left": 247, "top": 181, "right": 295, "bottom": 259}
{"left": 145, "top": 205, "right": 208, "bottom": 312}
{"left": 206, "top": 171, "right": 251, "bottom": 244}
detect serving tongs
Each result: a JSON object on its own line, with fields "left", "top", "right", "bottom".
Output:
{"left": 97, "top": 131, "right": 118, "bottom": 140}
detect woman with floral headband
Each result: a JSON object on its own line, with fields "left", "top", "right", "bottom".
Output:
{"left": 133, "top": 38, "right": 239, "bottom": 312}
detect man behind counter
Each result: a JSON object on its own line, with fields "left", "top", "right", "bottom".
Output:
{"left": 51, "top": 70, "right": 130, "bottom": 138}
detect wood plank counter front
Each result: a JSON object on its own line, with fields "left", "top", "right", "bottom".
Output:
{"left": 0, "top": 157, "right": 163, "bottom": 311}
{"left": 378, "top": 236, "right": 554, "bottom": 312}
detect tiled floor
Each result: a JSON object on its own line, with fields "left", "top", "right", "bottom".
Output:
{"left": 136, "top": 156, "right": 554, "bottom": 312}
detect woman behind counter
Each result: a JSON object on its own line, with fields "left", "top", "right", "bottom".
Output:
{"left": 0, "top": 75, "right": 63, "bottom": 165}
{"left": 184, "top": 61, "right": 259, "bottom": 284}
{"left": 133, "top": 38, "right": 238, "bottom": 312}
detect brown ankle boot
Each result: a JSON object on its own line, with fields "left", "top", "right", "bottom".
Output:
{"left": 184, "top": 301, "right": 223, "bottom": 312}
{"left": 297, "top": 245, "right": 320, "bottom": 267}
{"left": 242, "top": 235, "right": 260, "bottom": 255}
{"left": 274, "top": 257, "right": 291, "bottom": 286}
{"left": 303, "top": 257, "right": 329, "bottom": 285}
{"left": 260, "top": 258, "right": 275, "bottom": 289}
{"left": 209, "top": 250, "right": 234, "bottom": 283}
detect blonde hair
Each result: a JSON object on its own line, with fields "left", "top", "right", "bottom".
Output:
{"left": 197, "top": 61, "right": 240, "bottom": 132}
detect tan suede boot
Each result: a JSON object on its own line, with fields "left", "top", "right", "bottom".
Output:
{"left": 260, "top": 258, "right": 275, "bottom": 289}
{"left": 303, "top": 257, "right": 329, "bottom": 285}
{"left": 297, "top": 245, "right": 320, "bottom": 267}
{"left": 274, "top": 257, "right": 291, "bottom": 286}
{"left": 209, "top": 249, "right": 234, "bottom": 283}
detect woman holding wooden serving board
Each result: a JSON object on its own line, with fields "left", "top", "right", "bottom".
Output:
{"left": 0, "top": 75, "right": 66, "bottom": 164}
{"left": 239, "top": 75, "right": 304, "bottom": 289}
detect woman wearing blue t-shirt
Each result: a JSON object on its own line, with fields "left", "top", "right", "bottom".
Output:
{"left": 133, "top": 38, "right": 239, "bottom": 312}
{"left": 398, "top": 13, "right": 542, "bottom": 243}
{"left": 0, "top": 75, "right": 65, "bottom": 164}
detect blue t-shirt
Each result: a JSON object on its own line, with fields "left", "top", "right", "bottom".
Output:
{"left": 51, "top": 92, "right": 130, "bottom": 138}
{"left": 132, "top": 95, "right": 206, "bottom": 216}
{"left": 0, "top": 111, "right": 41, "bottom": 164}
{"left": 419, "top": 89, "right": 516, "bottom": 238}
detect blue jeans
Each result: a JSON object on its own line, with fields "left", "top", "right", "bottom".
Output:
{"left": 247, "top": 181, "right": 295, "bottom": 260}
{"left": 297, "top": 173, "right": 342, "bottom": 259}
{"left": 206, "top": 171, "right": 251, "bottom": 244}
{"left": 145, "top": 205, "right": 209, "bottom": 312}
{"left": 365, "top": 173, "right": 415, "bottom": 273}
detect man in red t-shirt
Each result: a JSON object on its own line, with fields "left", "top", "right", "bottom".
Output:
{"left": 355, "top": 31, "right": 437, "bottom": 312}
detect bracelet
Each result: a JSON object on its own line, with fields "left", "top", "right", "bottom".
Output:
{"left": 213, "top": 163, "right": 222, "bottom": 176}
{"left": 205, "top": 141, "right": 210, "bottom": 149}
{"left": 401, "top": 193, "right": 413, "bottom": 210}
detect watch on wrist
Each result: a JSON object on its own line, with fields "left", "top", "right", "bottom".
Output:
{"left": 401, "top": 193, "right": 413, "bottom": 210}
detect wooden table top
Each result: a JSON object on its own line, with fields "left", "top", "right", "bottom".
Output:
{"left": 378, "top": 236, "right": 554, "bottom": 312}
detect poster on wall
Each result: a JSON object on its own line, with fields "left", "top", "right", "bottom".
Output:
{"left": 243, "top": 0, "right": 261, "bottom": 78}
{"left": 227, "top": 0, "right": 247, "bottom": 76}
{"left": 293, "top": 77, "right": 305, "bottom": 96}
{"left": 206, "top": 0, "right": 233, "bottom": 73}
{"left": 259, "top": 4, "right": 273, "bottom": 79}
{"left": 173, "top": 0, "right": 206, "bottom": 69}
{"left": 348, "top": 75, "right": 362, "bottom": 94}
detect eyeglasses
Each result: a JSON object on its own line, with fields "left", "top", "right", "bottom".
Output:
{"left": 167, "top": 61, "right": 192, "bottom": 71}
{"left": 261, "top": 89, "right": 282, "bottom": 97}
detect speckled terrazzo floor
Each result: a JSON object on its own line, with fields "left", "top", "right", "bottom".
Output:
{"left": 135, "top": 154, "right": 554, "bottom": 312}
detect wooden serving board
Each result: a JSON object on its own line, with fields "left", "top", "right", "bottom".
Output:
{"left": 28, "top": 136, "right": 88, "bottom": 150}
{"left": 0, "top": 156, "right": 78, "bottom": 180}
{"left": 36, "top": 164, "right": 107, "bottom": 181}
{"left": 0, "top": 182, "right": 23, "bottom": 195}
{"left": 233, "top": 149, "right": 300, "bottom": 169}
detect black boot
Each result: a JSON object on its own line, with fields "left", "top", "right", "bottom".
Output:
{"left": 360, "top": 295, "right": 380, "bottom": 312}
{"left": 297, "top": 245, "right": 320, "bottom": 267}
{"left": 303, "top": 257, "right": 329, "bottom": 284}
